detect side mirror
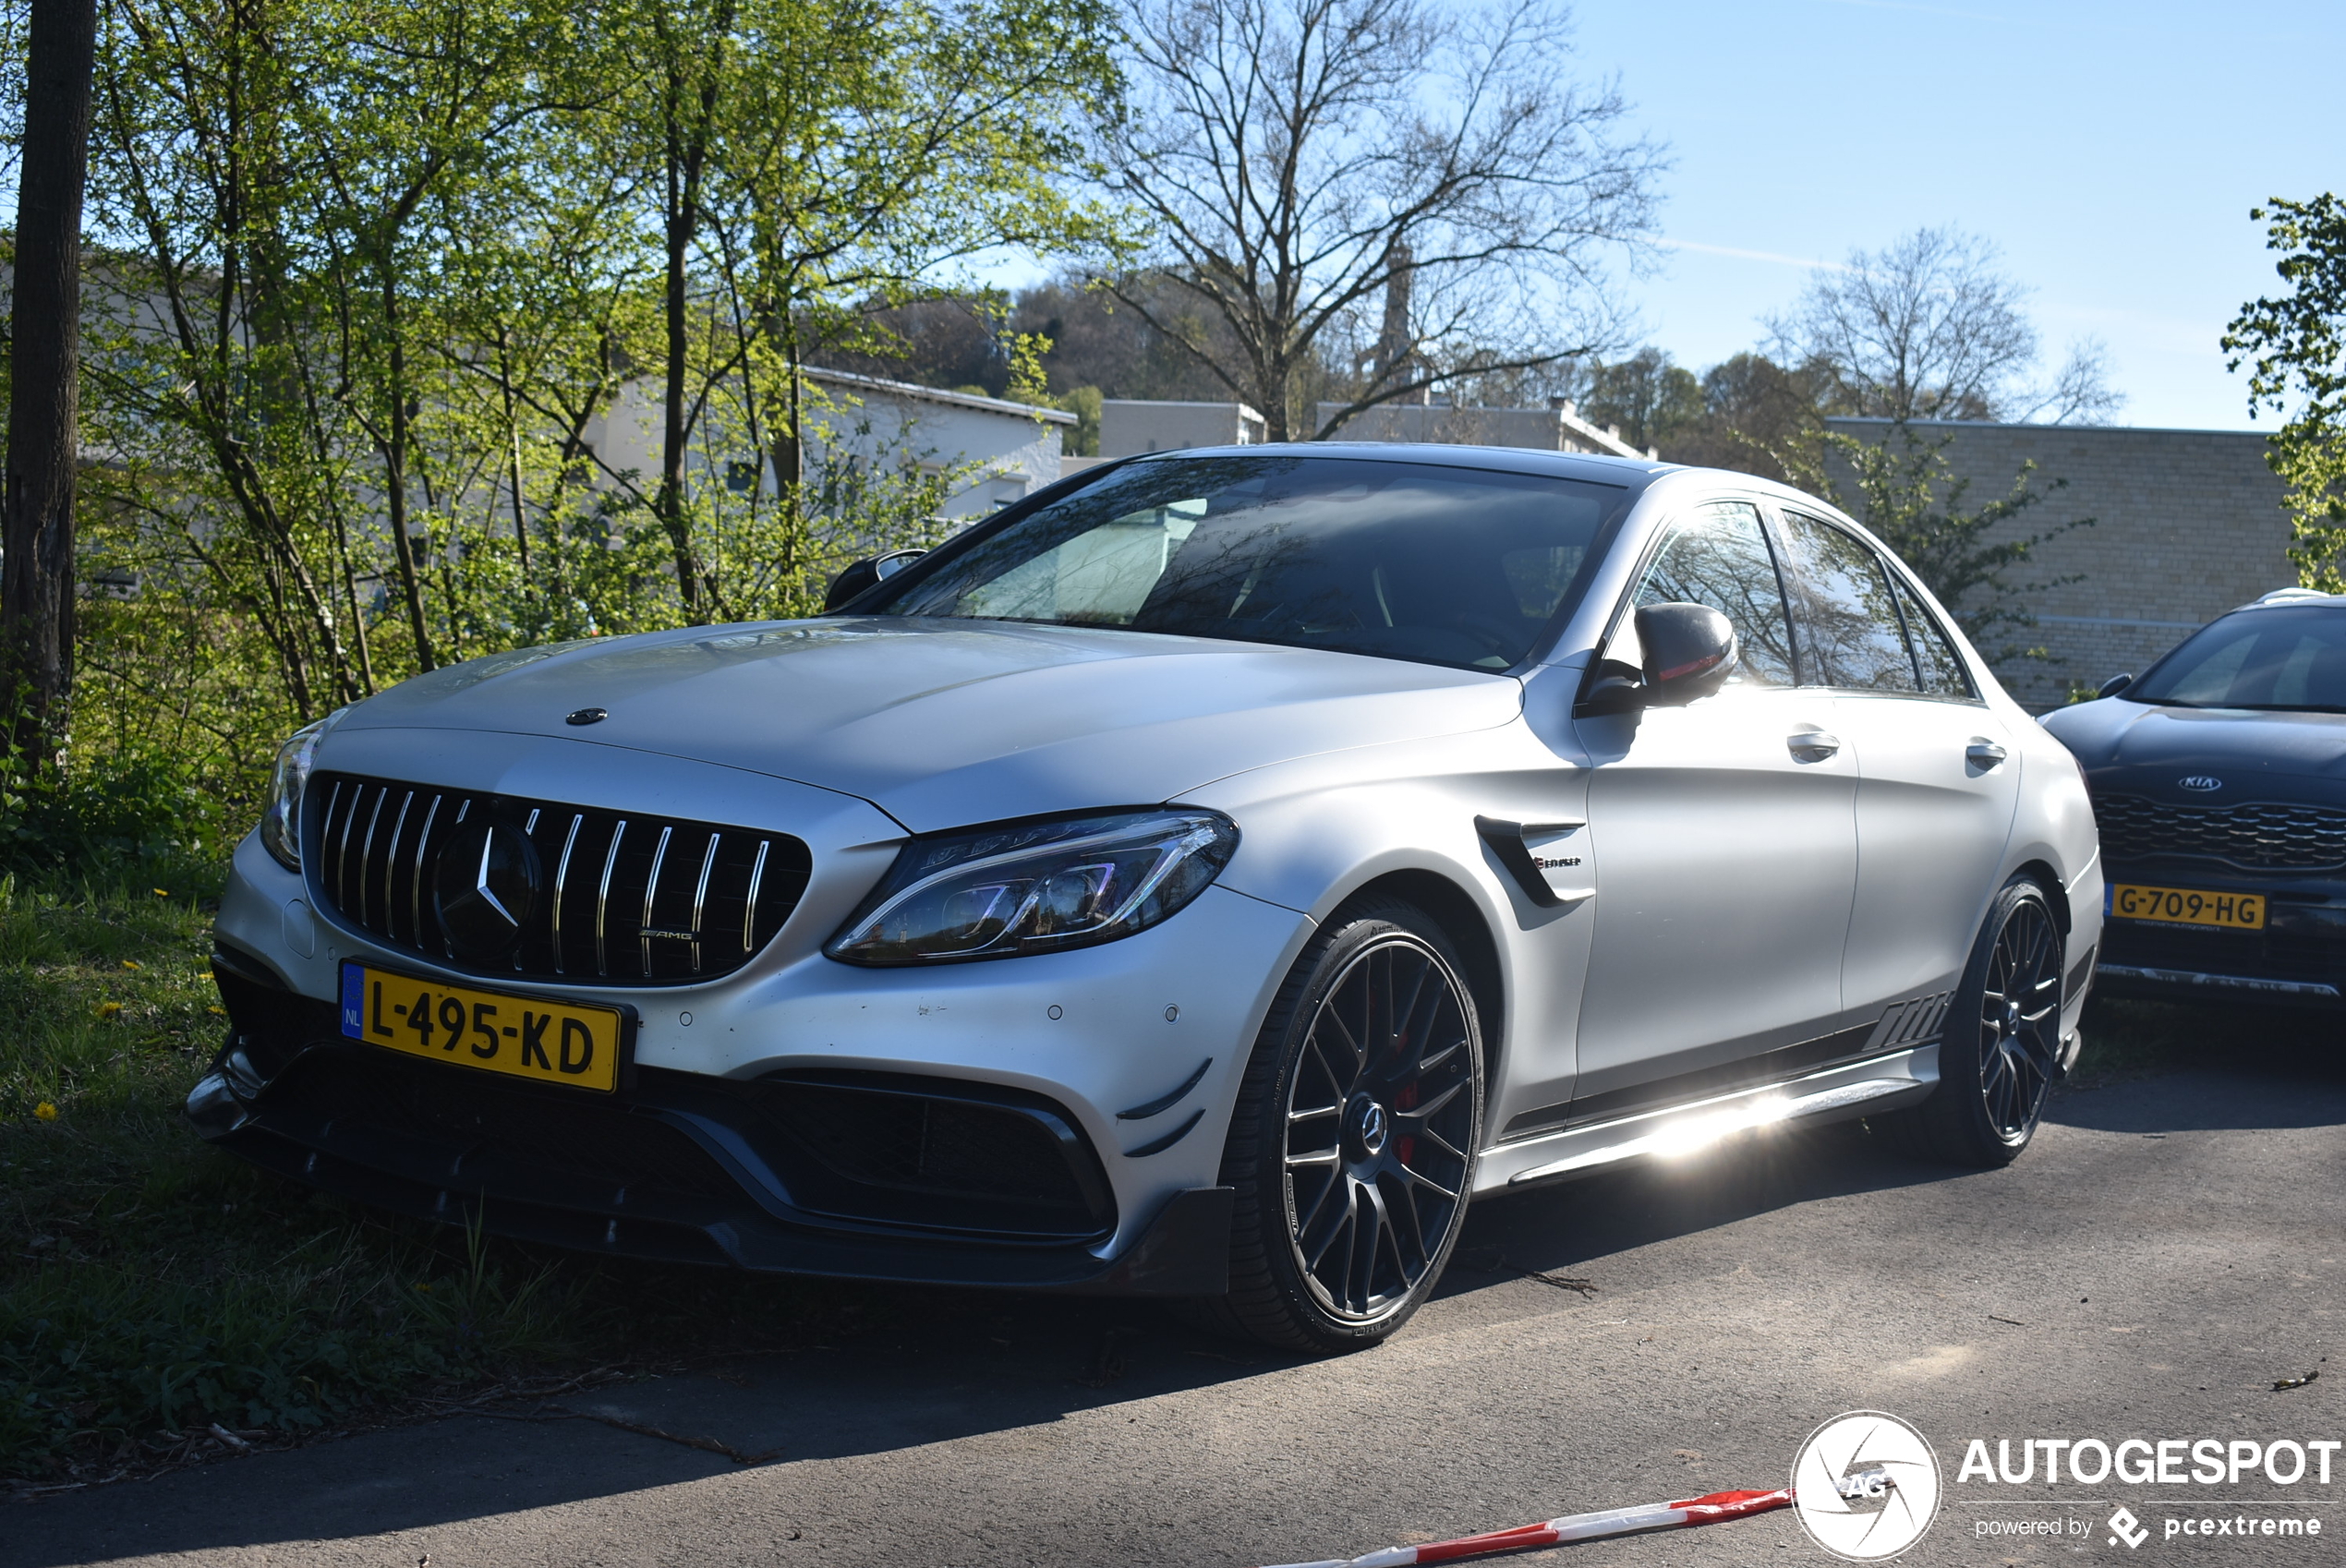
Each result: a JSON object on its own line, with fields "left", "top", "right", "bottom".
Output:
{"left": 2096, "top": 671, "right": 2134, "bottom": 700}
{"left": 1634, "top": 601, "right": 1739, "bottom": 706}
{"left": 823, "top": 548, "right": 926, "bottom": 612}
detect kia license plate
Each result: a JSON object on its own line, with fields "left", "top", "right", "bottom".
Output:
{"left": 2106, "top": 883, "right": 2266, "bottom": 932}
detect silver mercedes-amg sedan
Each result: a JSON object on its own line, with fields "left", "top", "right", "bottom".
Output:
{"left": 190, "top": 444, "right": 2100, "bottom": 1349}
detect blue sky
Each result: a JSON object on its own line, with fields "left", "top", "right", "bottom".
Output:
{"left": 1566, "top": 0, "right": 2342, "bottom": 429}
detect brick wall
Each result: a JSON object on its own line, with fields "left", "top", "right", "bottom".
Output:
{"left": 1823, "top": 418, "right": 2291, "bottom": 710}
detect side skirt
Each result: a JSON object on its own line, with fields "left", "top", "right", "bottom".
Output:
{"left": 1472, "top": 1045, "right": 1940, "bottom": 1193}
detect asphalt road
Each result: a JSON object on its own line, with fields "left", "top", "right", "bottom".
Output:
{"left": 16, "top": 1031, "right": 2345, "bottom": 1568}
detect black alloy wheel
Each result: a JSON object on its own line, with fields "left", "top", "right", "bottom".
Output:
{"left": 1198, "top": 897, "right": 1483, "bottom": 1351}
{"left": 1915, "top": 876, "right": 2063, "bottom": 1165}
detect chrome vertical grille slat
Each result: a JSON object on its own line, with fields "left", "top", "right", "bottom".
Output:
{"left": 640, "top": 825, "right": 672, "bottom": 976}
{"left": 551, "top": 814, "right": 582, "bottom": 973}
{"left": 333, "top": 781, "right": 361, "bottom": 912}
{"left": 357, "top": 788, "right": 387, "bottom": 929}
{"left": 689, "top": 832, "right": 719, "bottom": 975}
{"left": 596, "top": 820, "right": 627, "bottom": 978}
{"left": 307, "top": 774, "right": 808, "bottom": 988}
{"left": 381, "top": 790, "right": 414, "bottom": 941}
{"left": 744, "top": 839, "right": 769, "bottom": 952}
{"left": 407, "top": 794, "right": 441, "bottom": 947}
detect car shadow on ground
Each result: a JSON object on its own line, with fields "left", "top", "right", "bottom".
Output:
{"left": 20, "top": 1016, "right": 2340, "bottom": 1563}
{"left": 9, "top": 1112, "right": 1992, "bottom": 1563}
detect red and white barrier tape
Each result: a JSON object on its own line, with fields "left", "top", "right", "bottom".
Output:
{"left": 1256, "top": 1485, "right": 1796, "bottom": 1568}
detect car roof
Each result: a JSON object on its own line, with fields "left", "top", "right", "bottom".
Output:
{"left": 1121, "top": 440, "right": 1678, "bottom": 491}
{"left": 2231, "top": 587, "right": 2346, "bottom": 613}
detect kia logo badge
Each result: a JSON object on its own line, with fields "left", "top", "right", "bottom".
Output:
{"left": 2178, "top": 776, "right": 2223, "bottom": 792}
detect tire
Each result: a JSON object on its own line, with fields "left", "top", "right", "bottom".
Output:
{"left": 1191, "top": 896, "right": 1485, "bottom": 1352}
{"left": 1914, "top": 875, "right": 2064, "bottom": 1166}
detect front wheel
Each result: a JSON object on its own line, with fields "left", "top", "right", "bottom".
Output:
{"left": 1914, "top": 875, "right": 2064, "bottom": 1166}
{"left": 1195, "top": 898, "right": 1484, "bottom": 1352}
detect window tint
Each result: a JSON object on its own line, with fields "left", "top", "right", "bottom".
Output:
{"left": 2130, "top": 607, "right": 2346, "bottom": 711}
{"left": 1892, "top": 576, "right": 1974, "bottom": 697}
{"left": 875, "top": 455, "right": 1626, "bottom": 671}
{"left": 1778, "top": 512, "right": 1919, "bottom": 692}
{"left": 1628, "top": 501, "right": 1796, "bottom": 687}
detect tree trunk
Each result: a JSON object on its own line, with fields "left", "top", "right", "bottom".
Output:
{"left": 2, "top": 0, "right": 97, "bottom": 760}
{"left": 378, "top": 265, "right": 436, "bottom": 670}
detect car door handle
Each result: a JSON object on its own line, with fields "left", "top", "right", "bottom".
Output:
{"left": 1966, "top": 740, "right": 2008, "bottom": 769}
{"left": 1787, "top": 730, "right": 1842, "bottom": 761}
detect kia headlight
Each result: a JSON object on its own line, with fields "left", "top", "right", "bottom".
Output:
{"left": 827, "top": 808, "right": 1239, "bottom": 966}
{"left": 259, "top": 708, "right": 346, "bottom": 871}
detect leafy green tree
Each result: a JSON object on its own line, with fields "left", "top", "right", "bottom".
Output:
{"left": 1830, "top": 422, "right": 2091, "bottom": 664}
{"left": 2223, "top": 194, "right": 2346, "bottom": 591}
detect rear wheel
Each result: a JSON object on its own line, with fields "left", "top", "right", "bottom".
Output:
{"left": 1195, "top": 898, "right": 1483, "bottom": 1351}
{"left": 1915, "top": 875, "right": 2063, "bottom": 1166}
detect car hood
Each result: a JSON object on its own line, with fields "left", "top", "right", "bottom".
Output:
{"left": 334, "top": 617, "right": 1523, "bottom": 831}
{"left": 2041, "top": 697, "right": 2346, "bottom": 802}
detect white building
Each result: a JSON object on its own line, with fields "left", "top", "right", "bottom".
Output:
{"left": 1093, "top": 395, "right": 1651, "bottom": 461}
{"left": 586, "top": 367, "right": 1073, "bottom": 522}
{"left": 1099, "top": 399, "right": 1266, "bottom": 456}
{"left": 1317, "top": 399, "right": 1652, "bottom": 458}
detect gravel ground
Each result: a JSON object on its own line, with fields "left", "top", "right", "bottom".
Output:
{"left": 13, "top": 1041, "right": 2343, "bottom": 1568}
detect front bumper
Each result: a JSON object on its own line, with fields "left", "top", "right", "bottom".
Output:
{"left": 2095, "top": 862, "right": 2346, "bottom": 1009}
{"left": 190, "top": 965, "right": 1233, "bottom": 1292}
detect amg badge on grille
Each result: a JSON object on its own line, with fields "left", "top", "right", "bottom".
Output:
{"left": 2178, "top": 776, "right": 2224, "bottom": 792}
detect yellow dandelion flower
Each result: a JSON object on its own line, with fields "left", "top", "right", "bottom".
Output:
{"left": 96, "top": 1000, "right": 124, "bottom": 1019}
{"left": 34, "top": 1102, "right": 57, "bottom": 1121}
{"left": 153, "top": 888, "right": 171, "bottom": 898}
{"left": 207, "top": 1005, "right": 227, "bottom": 1016}
{"left": 121, "top": 959, "right": 141, "bottom": 970}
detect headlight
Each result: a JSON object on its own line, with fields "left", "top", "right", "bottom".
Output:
{"left": 826, "top": 808, "right": 1239, "bottom": 966}
{"left": 259, "top": 709, "right": 346, "bottom": 871}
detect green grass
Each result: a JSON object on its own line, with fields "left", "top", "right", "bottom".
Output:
{"left": 0, "top": 870, "right": 867, "bottom": 1485}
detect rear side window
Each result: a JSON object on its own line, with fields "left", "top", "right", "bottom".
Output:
{"left": 1891, "top": 576, "right": 1975, "bottom": 698}
{"left": 1628, "top": 501, "right": 1796, "bottom": 688}
{"left": 1777, "top": 511, "right": 1919, "bottom": 693}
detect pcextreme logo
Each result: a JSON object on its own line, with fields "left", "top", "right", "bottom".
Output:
{"left": 1793, "top": 1411, "right": 1942, "bottom": 1561}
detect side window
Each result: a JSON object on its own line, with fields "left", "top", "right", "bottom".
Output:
{"left": 1891, "top": 576, "right": 1975, "bottom": 698}
{"left": 1777, "top": 511, "right": 1919, "bottom": 693}
{"left": 1629, "top": 501, "right": 1796, "bottom": 687}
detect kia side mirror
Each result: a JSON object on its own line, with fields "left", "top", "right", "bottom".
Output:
{"left": 823, "top": 548, "right": 926, "bottom": 612}
{"left": 1634, "top": 601, "right": 1739, "bottom": 706}
{"left": 2096, "top": 671, "right": 2134, "bottom": 699}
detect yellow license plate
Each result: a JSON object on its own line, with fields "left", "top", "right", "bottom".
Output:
{"left": 2109, "top": 883, "right": 2267, "bottom": 931}
{"left": 339, "top": 962, "right": 631, "bottom": 1092}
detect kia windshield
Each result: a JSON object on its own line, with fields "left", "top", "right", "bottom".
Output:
{"left": 2130, "top": 606, "right": 2346, "bottom": 711}
{"left": 867, "top": 454, "right": 1630, "bottom": 671}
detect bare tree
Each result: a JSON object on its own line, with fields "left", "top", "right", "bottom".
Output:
{"left": 1766, "top": 225, "right": 2122, "bottom": 425}
{"left": 3, "top": 0, "right": 96, "bottom": 758}
{"left": 1100, "top": 0, "right": 1663, "bottom": 440}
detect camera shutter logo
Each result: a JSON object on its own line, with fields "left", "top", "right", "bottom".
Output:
{"left": 1792, "top": 1411, "right": 1941, "bottom": 1561}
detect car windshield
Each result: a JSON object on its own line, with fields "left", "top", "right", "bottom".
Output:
{"left": 2129, "top": 606, "right": 2346, "bottom": 711}
{"left": 866, "top": 453, "right": 1630, "bottom": 670}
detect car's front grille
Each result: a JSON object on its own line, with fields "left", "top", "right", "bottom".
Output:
{"left": 308, "top": 772, "right": 811, "bottom": 985}
{"left": 2101, "top": 922, "right": 2346, "bottom": 986}
{"left": 2093, "top": 791, "right": 2346, "bottom": 872}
